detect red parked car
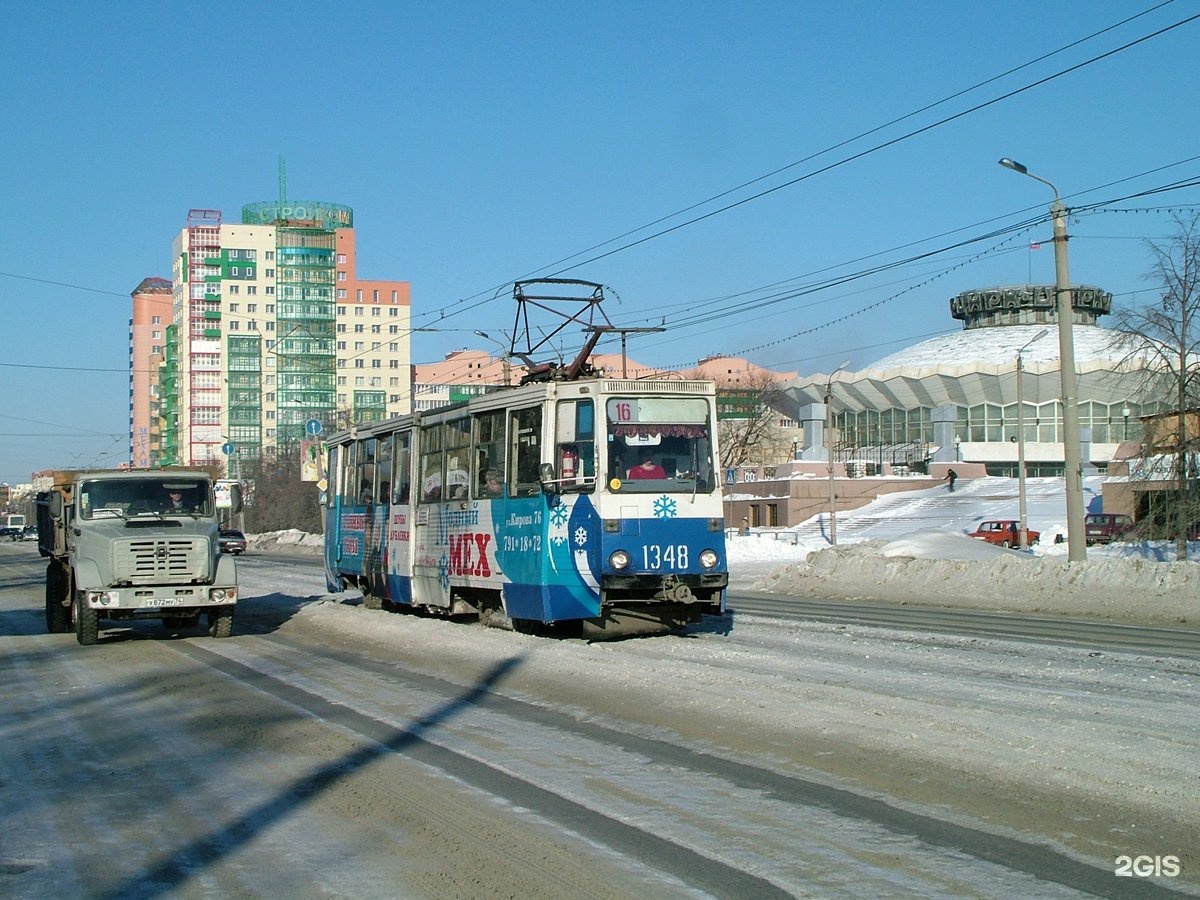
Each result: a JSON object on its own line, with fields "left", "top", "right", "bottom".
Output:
{"left": 967, "top": 519, "right": 1039, "bottom": 548}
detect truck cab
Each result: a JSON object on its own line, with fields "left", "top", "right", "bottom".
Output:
{"left": 39, "top": 468, "right": 242, "bottom": 645}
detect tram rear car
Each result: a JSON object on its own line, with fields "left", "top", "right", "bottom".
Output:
{"left": 324, "top": 378, "right": 728, "bottom": 637}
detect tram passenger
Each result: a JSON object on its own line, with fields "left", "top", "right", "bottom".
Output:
{"left": 483, "top": 469, "right": 504, "bottom": 497}
{"left": 627, "top": 452, "right": 667, "bottom": 480}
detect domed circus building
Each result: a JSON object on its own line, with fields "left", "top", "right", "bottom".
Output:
{"left": 776, "top": 283, "right": 1156, "bottom": 477}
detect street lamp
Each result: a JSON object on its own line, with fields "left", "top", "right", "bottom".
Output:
{"left": 826, "top": 360, "right": 849, "bottom": 544}
{"left": 1015, "top": 328, "right": 1049, "bottom": 550}
{"left": 473, "top": 330, "right": 512, "bottom": 385}
{"left": 1122, "top": 406, "right": 1131, "bottom": 441}
{"left": 999, "top": 157, "right": 1087, "bottom": 562}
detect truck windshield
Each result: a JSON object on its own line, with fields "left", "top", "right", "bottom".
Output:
{"left": 79, "top": 478, "right": 212, "bottom": 519}
{"left": 605, "top": 397, "right": 716, "bottom": 493}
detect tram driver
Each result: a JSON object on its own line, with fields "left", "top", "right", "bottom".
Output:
{"left": 627, "top": 451, "right": 667, "bottom": 480}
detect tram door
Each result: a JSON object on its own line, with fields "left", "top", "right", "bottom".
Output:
{"left": 411, "top": 419, "right": 455, "bottom": 609}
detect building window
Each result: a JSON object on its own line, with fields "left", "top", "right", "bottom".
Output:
{"left": 248, "top": 321, "right": 257, "bottom": 331}
{"left": 338, "top": 376, "right": 347, "bottom": 386}
{"left": 265, "top": 322, "right": 274, "bottom": 331}
{"left": 152, "top": 315, "right": 161, "bottom": 325}
{"left": 228, "top": 285, "right": 239, "bottom": 295}
{"left": 355, "top": 377, "right": 365, "bottom": 386}
{"left": 354, "top": 341, "right": 364, "bottom": 351}
{"left": 266, "top": 304, "right": 275, "bottom": 313}
{"left": 391, "top": 291, "right": 398, "bottom": 303}
{"left": 372, "top": 290, "right": 379, "bottom": 302}
{"left": 337, "top": 306, "right": 346, "bottom": 315}
{"left": 265, "top": 286, "right": 274, "bottom": 295}
{"left": 372, "top": 359, "right": 381, "bottom": 368}
{"left": 337, "top": 324, "right": 347, "bottom": 333}
{"left": 337, "top": 289, "right": 346, "bottom": 299}
{"left": 337, "top": 271, "right": 347, "bottom": 281}
{"left": 229, "top": 303, "right": 239, "bottom": 312}
{"left": 354, "top": 324, "right": 364, "bottom": 333}
{"left": 247, "top": 304, "right": 257, "bottom": 313}
{"left": 354, "top": 307, "right": 363, "bottom": 316}
{"left": 337, "top": 253, "right": 346, "bottom": 264}
{"left": 389, "top": 308, "right": 399, "bottom": 316}
{"left": 356, "top": 290, "right": 363, "bottom": 302}
{"left": 337, "top": 341, "right": 347, "bottom": 350}
{"left": 265, "top": 268, "right": 274, "bottom": 277}
{"left": 265, "top": 251, "right": 274, "bottom": 260}
{"left": 371, "top": 307, "right": 381, "bottom": 317}
{"left": 229, "top": 321, "right": 239, "bottom": 331}
{"left": 247, "top": 286, "right": 256, "bottom": 295}
{"left": 355, "top": 359, "right": 364, "bottom": 368}
{"left": 265, "top": 392, "right": 275, "bottom": 402}
{"left": 390, "top": 360, "right": 399, "bottom": 369}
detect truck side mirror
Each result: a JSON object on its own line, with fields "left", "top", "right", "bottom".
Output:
{"left": 229, "top": 484, "right": 244, "bottom": 515}
{"left": 49, "top": 492, "right": 62, "bottom": 518}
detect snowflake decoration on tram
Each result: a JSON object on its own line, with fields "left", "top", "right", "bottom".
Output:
{"left": 653, "top": 495, "right": 678, "bottom": 519}
{"left": 573, "top": 526, "right": 589, "bottom": 547}
{"left": 550, "top": 504, "right": 568, "bottom": 528}
{"left": 438, "top": 552, "right": 450, "bottom": 592}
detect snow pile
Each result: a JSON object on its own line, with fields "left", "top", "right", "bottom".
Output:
{"left": 752, "top": 531, "right": 1198, "bottom": 625}
{"left": 249, "top": 528, "right": 324, "bottom": 553}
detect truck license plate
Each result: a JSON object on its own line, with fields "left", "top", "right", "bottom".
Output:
{"left": 146, "top": 598, "right": 185, "bottom": 607}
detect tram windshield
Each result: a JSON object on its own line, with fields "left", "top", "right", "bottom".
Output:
{"left": 606, "top": 397, "right": 715, "bottom": 493}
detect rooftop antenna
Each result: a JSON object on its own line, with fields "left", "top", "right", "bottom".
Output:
{"left": 278, "top": 155, "right": 287, "bottom": 206}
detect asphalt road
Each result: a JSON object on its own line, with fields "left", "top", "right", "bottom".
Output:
{"left": 0, "top": 543, "right": 1195, "bottom": 898}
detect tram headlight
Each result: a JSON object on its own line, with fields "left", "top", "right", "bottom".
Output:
{"left": 609, "top": 550, "right": 631, "bottom": 570}
{"left": 699, "top": 549, "right": 719, "bottom": 569}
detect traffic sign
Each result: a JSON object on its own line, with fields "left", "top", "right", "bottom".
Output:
{"left": 305, "top": 418, "right": 323, "bottom": 436}
{"left": 221, "top": 442, "right": 236, "bottom": 456}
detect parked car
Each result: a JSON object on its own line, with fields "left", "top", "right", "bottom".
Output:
{"left": 21, "top": 525, "right": 38, "bottom": 541}
{"left": 1085, "top": 513, "right": 1133, "bottom": 545}
{"left": 967, "top": 519, "right": 1039, "bottom": 548}
{"left": 218, "top": 529, "right": 247, "bottom": 555}
{"left": 0, "top": 526, "right": 21, "bottom": 541}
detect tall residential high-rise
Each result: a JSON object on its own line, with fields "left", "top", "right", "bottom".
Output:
{"left": 129, "top": 277, "right": 173, "bottom": 467}
{"left": 148, "top": 202, "right": 409, "bottom": 473}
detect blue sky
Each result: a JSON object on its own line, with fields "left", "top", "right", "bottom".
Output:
{"left": 2, "top": 1, "right": 1198, "bottom": 484}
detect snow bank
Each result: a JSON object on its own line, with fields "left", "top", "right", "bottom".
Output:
{"left": 755, "top": 531, "right": 1198, "bottom": 626}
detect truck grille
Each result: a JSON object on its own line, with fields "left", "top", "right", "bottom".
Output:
{"left": 113, "top": 538, "right": 210, "bottom": 584}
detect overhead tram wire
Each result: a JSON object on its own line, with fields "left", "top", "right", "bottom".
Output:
{"left": 404, "top": 5, "right": 1196, "bottom": 332}
{"left": 502, "top": 1, "right": 1184, "bottom": 282}
{"left": 609, "top": 168, "right": 1200, "bottom": 365}
{"left": 537, "top": 12, "right": 1200, "bottom": 280}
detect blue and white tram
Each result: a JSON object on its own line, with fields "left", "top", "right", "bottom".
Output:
{"left": 323, "top": 377, "right": 728, "bottom": 637}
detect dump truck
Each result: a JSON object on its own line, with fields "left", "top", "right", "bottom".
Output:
{"left": 37, "top": 468, "right": 242, "bottom": 645}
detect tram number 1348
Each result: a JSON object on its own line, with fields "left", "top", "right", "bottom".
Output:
{"left": 643, "top": 544, "right": 689, "bottom": 570}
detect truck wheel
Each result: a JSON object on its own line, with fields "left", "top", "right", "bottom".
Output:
{"left": 74, "top": 594, "right": 98, "bottom": 646}
{"left": 208, "top": 608, "right": 234, "bottom": 639}
{"left": 45, "top": 562, "right": 70, "bottom": 633}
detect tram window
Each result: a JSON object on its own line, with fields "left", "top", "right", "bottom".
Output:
{"left": 356, "top": 438, "right": 376, "bottom": 504}
{"left": 326, "top": 445, "right": 340, "bottom": 508}
{"left": 510, "top": 406, "right": 543, "bottom": 496}
{"left": 393, "top": 430, "right": 411, "bottom": 504}
{"left": 418, "top": 424, "right": 443, "bottom": 502}
{"left": 376, "top": 435, "right": 393, "bottom": 505}
{"left": 340, "top": 441, "right": 358, "bottom": 504}
{"left": 444, "top": 417, "right": 471, "bottom": 499}
{"left": 474, "top": 410, "right": 506, "bottom": 498}
{"left": 555, "top": 399, "right": 594, "bottom": 491}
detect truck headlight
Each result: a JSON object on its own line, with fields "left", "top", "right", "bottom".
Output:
{"left": 609, "top": 550, "right": 630, "bottom": 570}
{"left": 699, "top": 549, "right": 719, "bottom": 569}
{"left": 210, "top": 588, "right": 236, "bottom": 602}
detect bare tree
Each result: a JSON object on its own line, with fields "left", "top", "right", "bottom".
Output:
{"left": 240, "top": 444, "right": 322, "bottom": 534}
{"left": 680, "top": 368, "right": 789, "bottom": 469}
{"left": 1117, "top": 212, "right": 1200, "bottom": 559}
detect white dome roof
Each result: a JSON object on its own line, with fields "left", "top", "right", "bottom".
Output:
{"left": 870, "top": 324, "right": 1136, "bottom": 370}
